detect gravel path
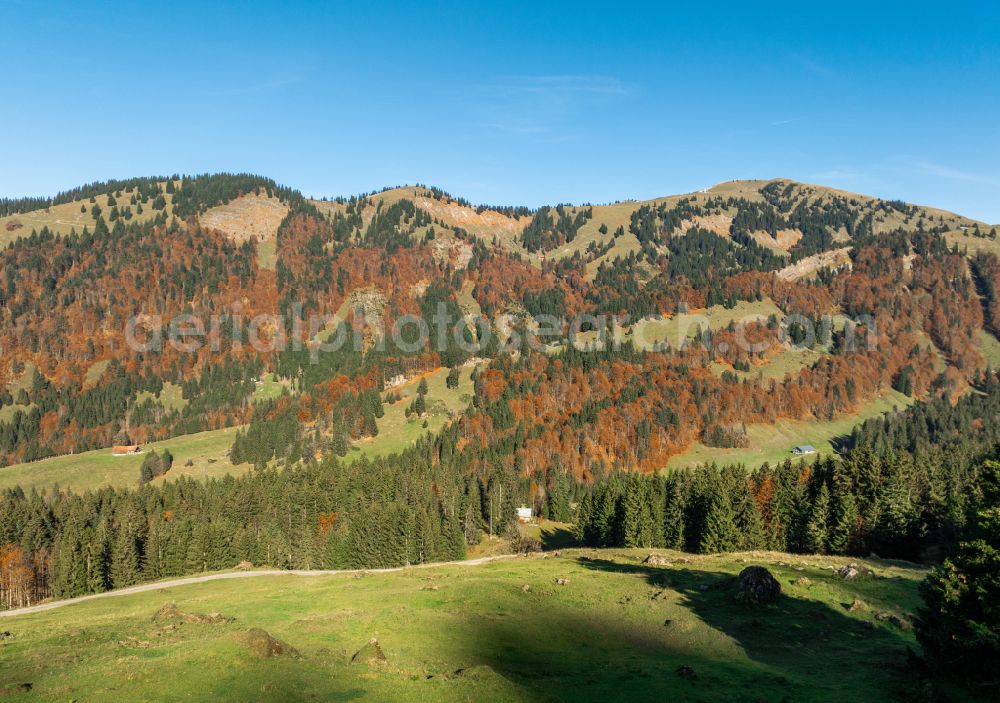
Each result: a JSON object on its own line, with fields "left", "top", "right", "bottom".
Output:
{"left": 0, "top": 555, "right": 514, "bottom": 619}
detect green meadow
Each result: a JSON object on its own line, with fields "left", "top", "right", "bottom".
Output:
{"left": 0, "top": 426, "right": 247, "bottom": 495}
{"left": 666, "top": 389, "right": 913, "bottom": 470}
{"left": 353, "top": 364, "right": 478, "bottom": 460}
{"left": 0, "top": 549, "right": 926, "bottom": 702}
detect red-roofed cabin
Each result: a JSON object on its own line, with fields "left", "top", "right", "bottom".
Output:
{"left": 111, "top": 445, "right": 142, "bottom": 456}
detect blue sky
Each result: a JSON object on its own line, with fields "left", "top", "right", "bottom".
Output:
{"left": 2, "top": 1, "right": 999, "bottom": 221}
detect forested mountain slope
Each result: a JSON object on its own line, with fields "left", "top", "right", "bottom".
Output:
{"left": 1, "top": 174, "right": 997, "bottom": 468}
{"left": 2, "top": 173, "right": 1000, "bottom": 605}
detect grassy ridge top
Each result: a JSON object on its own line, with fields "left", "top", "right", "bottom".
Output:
{"left": 7, "top": 174, "right": 993, "bottom": 250}
{"left": 0, "top": 549, "right": 925, "bottom": 702}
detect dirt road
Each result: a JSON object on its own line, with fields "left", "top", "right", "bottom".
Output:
{"left": 0, "top": 555, "right": 515, "bottom": 619}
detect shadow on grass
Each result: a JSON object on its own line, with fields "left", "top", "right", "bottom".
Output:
{"left": 538, "top": 524, "right": 577, "bottom": 551}
{"left": 451, "top": 604, "right": 788, "bottom": 703}
{"left": 566, "top": 557, "right": 917, "bottom": 701}
{"left": 429, "top": 553, "right": 924, "bottom": 702}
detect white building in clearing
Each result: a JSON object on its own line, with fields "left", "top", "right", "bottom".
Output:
{"left": 516, "top": 506, "right": 533, "bottom": 523}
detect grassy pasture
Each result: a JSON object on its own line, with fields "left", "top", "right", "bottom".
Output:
{"left": 0, "top": 188, "right": 174, "bottom": 247}
{"left": 978, "top": 330, "right": 1000, "bottom": 368}
{"left": 945, "top": 230, "right": 1000, "bottom": 257}
{"left": 544, "top": 201, "right": 644, "bottom": 269}
{"left": 0, "top": 403, "right": 35, "bottom": 424}
{"left": 711, "top": 345, "right": 824, "bottom": 382}
{"left": 252, "top": 373, "right": 291, "bottom": 403}
{"left": 0, "top": 549, "right": 926, "bottom": 702}
{"left": 570, "top": 299, "right": 787, "bottom": 351}
{"left": 666, "top": 388, "right": 912, "bottom": 470}
{"left": 0, "top": 426, "right": 247, "bottom": 495}
{"left": 353, "top": 365, "right": 477, "bottom": 460}
{"left": 0, "top": 365, "right": 473, "bottom": 494}
{"left": 83, "top": 359, "right": 111, "bottom": 388}
{"left": 456, "top": 280, "right": 482, "bottom": 318}
{"left": 199, "top": 192, "right": 287, "bottom": 244}
{"left": 0, "top": 362, "right": 40, "bottom": 423}
{"left": 5, "top": 361, "right": 38, "bottom": 395}
{"left": 627, "top": 299, "right": 785, "bottom": 351}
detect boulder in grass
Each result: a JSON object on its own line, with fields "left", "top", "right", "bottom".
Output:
{"left": 154, "top": 602, "right": 231, "bottom": 624}
{"left": 242, "top": 628, "right": 298, "bottom": 659}
{"left": 644, "top": 553, "right": 671, "bottom": 566}
{"left": 889, "top": 614, "right": 912, "bottom": 631}
{"left": 875, "top": 612, "right": 913, "bottom": 630}
{"left": 350, "top": 638, "right": 387, "bottom": 666}
{"left": 734, "top": 566, "right": 782, "bottom": 605}
{"left": 676, "top": 665, "right": 697, "bottom": 680}
{"left": 838, "top": 563, "right": 860, "bottom": 580}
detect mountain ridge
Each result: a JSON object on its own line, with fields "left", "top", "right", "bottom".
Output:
{"left": 0, "top": 170, "right": 998, "bottom": 473}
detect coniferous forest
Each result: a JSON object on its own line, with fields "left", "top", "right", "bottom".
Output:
{"left": 2, "top": 369, "right": 998, "bottom": 604}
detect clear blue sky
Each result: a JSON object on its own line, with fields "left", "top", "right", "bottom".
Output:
{"left": 2, "top": 1, "right": 999, "bottom": 222}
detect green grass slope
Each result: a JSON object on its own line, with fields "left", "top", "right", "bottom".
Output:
{"left": 0, "top": 426, "right": 247, "bottom": 495}
{"left": 0, "top": 549, "right": 925, "bottom": 702}
{"left": 0, "top": 365, "right": 476, "bottom": 495}
{"left": 405, "top": 177, "right": 998, "bottom": 276}
{"left": 0, "top": 186, "right": 175, "bottom": 247}
{"left": 354, "top": 364, "right": 477, "bottom": 459}
{"left": 666, "top": 388, "right": 913, "bottom": 470}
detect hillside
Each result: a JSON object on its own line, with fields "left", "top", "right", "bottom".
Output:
{"left": 0, "top": 172, "right": 998, "bottom": 480}
{"left": 0, "top": 172, "right": 997, "bottom": 474}
{"left": 0, "top": 364, "right": 476, "bottom": 495}
{"left": 0, "top": 180, "right": 177, "bottom": 247}
{"left": 0, "top": 549, "right": 926, "bottom": 702}
{"left": 348, "top": 179, "right": 996, "bottom": 278}
{"left": 2, "top": 172, "right": 1000, "bottom": 635}
{"left": 5, "top": 175, "right": 995, "bottom": 260}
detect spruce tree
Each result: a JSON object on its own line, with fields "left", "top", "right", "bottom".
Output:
{"left": 575, "top": 492, "right": 593, "bottom": 544}
{"left": 619, "top": 477, "right": 655, "bottom": 548}
{"left": 86, "top": 520, "right": 112, "bottom": 593}
{"left": 442, "top": 506, "right": 466, "bottom": 560}
{"left": 916, "top": 459, "right": 1000, "bottom": 687}
{"left": 734, "top": 485, "right": 767, "bottom": 551}
{"left": 187, "top": 522, "right": 212, "bottom": 573}
{"left": 700, "top": 491, "right": 738, "bottom": 553}
{"left": 828, "top": 488, "right": 859, "bottom": 554}
{"left": 804, "top": 483, "right": 831, "bottom": 554}
{"left": 111, "top": 524, "right": 142, "bottom": 588}
{"left": 589, "top": 483, "right": 619, "bottom": 547}
{"left": 52, "top": 526, "right": 86, "bottom": 597}
{"left": 662, "top": 478, "right": 686, "bottom": 550}
{"left": 143, "top": 517, "right": 164, "bottom": 580}
{"left": 323, "top": 528, "right": 348, "bottom": 569}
